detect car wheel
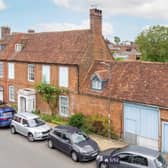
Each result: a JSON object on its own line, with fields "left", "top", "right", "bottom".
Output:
{"left": 27, "top": 133, "right": 34, "bottom": 142}
{"left": 11, "top": 126, "right": 16, "bottom": 134}
{"left": 100, "top": 162, "right": 108, "bottom": 168}
{"left": 48, "top": 139, "right": 54, "bottom": 149}
{"left": 71, "top": 151, "right": 78, "bottom": 162}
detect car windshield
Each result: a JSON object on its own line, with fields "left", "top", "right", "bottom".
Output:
{"left": 155, "top": 154, "right": 166, "bottom": 167}
{"left": 28, "top": 118, "right": 45, "bottom": 127}
{"left": 71, "top": 132, "right": 88, "bottom": 144}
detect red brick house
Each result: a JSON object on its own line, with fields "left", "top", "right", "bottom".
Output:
{"left": 0, "top": 8, "right": 112, "bottom": 115}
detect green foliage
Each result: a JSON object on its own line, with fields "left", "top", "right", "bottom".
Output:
{"left": 33, "top": 111, "right": 68, "bottom": 125}
{"left": 136, "top": 25, "right": 168, "bottom": 62}
{"left": 114, "top": 36, "right": 121, "bottom": 45}
{"left": 68, "top": 113, "right": 118, "bottom": 139}
{"left": 35, "top": 82, "right": 68, "bottom": 115}
{"left": 68, "top": 113, "right": 85, "bottom": 128}
{"left": 115, "top": 57, "right": 125, "bottom": 61}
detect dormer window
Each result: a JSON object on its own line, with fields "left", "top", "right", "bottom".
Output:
{"left": 92, "top": 76, "right": 102, "bottom": 90}
{"left": 91, "top": 70, "right": 109, "bottom": 91}
{"left": 15, "top": 43, "right": 23, "bottom": 52}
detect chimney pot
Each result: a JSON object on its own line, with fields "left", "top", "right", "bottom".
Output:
{"left": 28, "top": 29, "right": 35, "bottom": 33}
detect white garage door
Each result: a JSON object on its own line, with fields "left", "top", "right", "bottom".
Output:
{"left": 124, "top": 103, "right": 159, "bottom": 150}
{"left": 162, "top": 122, "right": 168, "bottom": 153}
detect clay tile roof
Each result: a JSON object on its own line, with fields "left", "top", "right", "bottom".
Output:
{"left": 7, "top": 30, "right": 92, "bottom": 65}
{"left": 94, "top": 70, "right": 109, "bottom": 81}
{"left": 81, "top": 60, "right": 168, "bottom": 108}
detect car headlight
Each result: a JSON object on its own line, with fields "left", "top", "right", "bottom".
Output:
{"left": 96, "top": 155, "right": 103, "bottom": 161}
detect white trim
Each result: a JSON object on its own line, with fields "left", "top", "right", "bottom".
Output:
{"left": 28, "top": 64, "right": 35, "bottom": 82}
{"left": 42, "top": 65, "right": 50, "bottom": 84}
{"left": 8, "top": 63, "right": 15, "bottom": 79}
{"left": 8, "top": 85, "right": 15, "bottom": 102}
{"left": 0, "top": 62, "right": 3, "bottom": 78}
{"left": 59, "top": 66, "right": 69, "bottom": 88}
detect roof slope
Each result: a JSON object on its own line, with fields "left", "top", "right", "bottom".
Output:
{"left": 81, "top": 60, "right": 168, "bottom": 108}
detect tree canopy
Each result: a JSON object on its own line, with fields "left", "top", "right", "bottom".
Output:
{"left": 135, "top": 25, "right": 168, "bottom": 62}
{"left": 114, "top": 36, "right": 121, "bottom": 45}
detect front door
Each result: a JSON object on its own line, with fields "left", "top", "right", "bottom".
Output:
{"left": 162, "top": 122, "right": 168, "bottom": 153}
{"left": 20, "top": 97, "right": 26, "bottom": 112}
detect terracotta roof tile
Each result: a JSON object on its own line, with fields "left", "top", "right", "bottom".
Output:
{"left": 81, "top": 60, "right": 168, "bottom": 108}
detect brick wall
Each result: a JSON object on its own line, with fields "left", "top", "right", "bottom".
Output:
{"left": 71, "top": 94, "right": 123, "bottom": 136}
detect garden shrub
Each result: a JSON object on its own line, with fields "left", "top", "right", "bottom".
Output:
{"left": 68, "top": 113, "right": 85, "bottom": 128}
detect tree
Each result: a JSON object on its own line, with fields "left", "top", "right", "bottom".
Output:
{"left": 135, "top": 25, "right": 168, "bottom": 62}
{"left": 114, "top": 36, "right": 120, "bottom": 45}
{"left": 36, "top": 83, "right": 68, "bottom": 116}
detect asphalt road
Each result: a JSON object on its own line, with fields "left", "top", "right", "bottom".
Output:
{"left": 0, "top": 128, "right": 95, "bottom": 168}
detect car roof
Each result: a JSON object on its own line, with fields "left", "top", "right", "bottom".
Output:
{"left": 15, "top": 112, "right": 39, "bottom": 120}
{"left": 0, "top": 106, "right": 15, "bottom": 113}
{"left": 54, "top": 125, "right": 80, "bottom": 134}
{"left": 118, "top": 145, "right": 159, "bottom": 159}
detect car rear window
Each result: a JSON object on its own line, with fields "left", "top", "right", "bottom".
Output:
{"left": 155, "top": 155, "right": 166, "bottom": 167}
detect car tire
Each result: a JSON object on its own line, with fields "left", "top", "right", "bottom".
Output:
{"left": 11, "top": 126, "right": 16, "bottom": 134}
{"left": 71, "top": 151, "right": 78, "bottom": 162}
{"left": 48, "top": 139, "right": 54, "bottom": 149}
{"left": 27, "top": 133, "right": 34, "bottom": 142}
{"left": 99, "top": 162, "right": 108, "bottom": 168}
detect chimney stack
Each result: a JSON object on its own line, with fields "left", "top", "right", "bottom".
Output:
{"left": 1, "top": 26, "right": 11, "bottom": 39}
{"left": 90, "top": 8, "right": 102, "bottom": 35}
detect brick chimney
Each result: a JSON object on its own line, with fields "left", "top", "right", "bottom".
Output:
{"left": 90, "top": 8, "right": 102, "bottom": 35}
{"left": 28, "top": 29, "right": 35, "bottom": 33}
{"left": 1, "top": 26, "right": 11, "bottom": 39}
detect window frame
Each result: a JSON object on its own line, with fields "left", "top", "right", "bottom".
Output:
{"left": 8, "top": 85, "right": 15, "bottom": 102}
{"left": 8, "top": 63, "right": 15, "bottom": 79}
{"left": 59, "top": 66, "right": 69, "bottom": 88}
{"left": 91, "top": 76, "right": 103, "bottom": 90}
{"left": 0, "top": 62, "right": 3, "bottom": 78}
{"left": 59, "top": 96, "right": 69, "bottom": 117}
{"left": 42, "top": 65, "right": 50, "bottom": 84}
{"left": 15, "top": 43, "right": 23, "bottom": 52}
{"left": 28, "top": 64, "right": 35, "bottom": 82}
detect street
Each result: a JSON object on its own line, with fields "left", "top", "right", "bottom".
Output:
{"left": 0, "top": 128, "right": 95, "bottom": 168}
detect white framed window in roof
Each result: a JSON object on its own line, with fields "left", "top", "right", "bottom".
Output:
{"left": 42, "top": 65, "right": 50, "bottom": 84}
{"left": 8, "top": 63, "right": 15, "bottom": 79}
{"left": 0, "top": 62, "right": 3, "bottom": 78}
{"left": 59, "top": 66, "right": 68, "bottom": 88}
{"left": 91, "top": 76, "right": 102, "bottom": 90}
{"left": 28, "top": 64, "right": 35, "bottom": 81}
{"left": 15, "top": 43, "right": 23, "bottom": 52}
{"left": 8, "top": 85, "right": 15, "bottom": 102}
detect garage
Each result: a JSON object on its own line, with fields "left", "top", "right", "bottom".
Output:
{"left": 162, "top": 122, "right": 168, "bottom": 153}
{"left": 124, "top": 103, "right": 159, "bottom": 150}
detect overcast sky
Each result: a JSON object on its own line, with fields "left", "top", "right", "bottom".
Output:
{"left": 0, "top": 0, "right": 168, "bottom": 41}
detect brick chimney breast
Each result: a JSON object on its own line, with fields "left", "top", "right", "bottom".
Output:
{"left": 1, "top": 26, "right": 11, "bottom": 39}
{"left": 90, "top": 8, "right": 102, "bottom": 35}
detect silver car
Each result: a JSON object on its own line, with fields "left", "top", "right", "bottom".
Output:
{"left": 10, "top": 112, "right": 51, "bottom": 142}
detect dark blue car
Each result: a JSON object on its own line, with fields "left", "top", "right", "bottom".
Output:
{"left": 0, "top": 106, "right": 15, "bottom": 127}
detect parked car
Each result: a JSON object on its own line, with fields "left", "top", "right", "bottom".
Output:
{"left": 0, "top": 106, "right": 15, "bottom": 127}
{"left": 10, "top": 112, "right": 51, "bottom": 142}
{"left": 96, "top": 145, "right": 168, "bottom": 168}
{"left": 48, "top": 125, "right": 99, "bottom": 162}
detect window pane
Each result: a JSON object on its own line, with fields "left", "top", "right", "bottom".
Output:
{"left": 0, "top": 62, "right": 3, "bottom": 77}
{"left": 8, "top": 85, "right": 15, "bottom": 102}
{"left": 92, "top": 77, "right": 102, "bottom": 90}
{"left": 28, "top": 64, "right": 35, "bottom": 81}
{"left": 8, "top": 63, "right": 14, "bottom": 79}
{"left": 42, "top": 65, "right": 50, "bottom": 84}
{"left": 59, "top": 96, "right": 69, "bottom": 117}
{"left": 133, "top": 155, "right": 148, "bottom": 166}
{"left": 59, "top": 67, "right": 68, "bottom": 87}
